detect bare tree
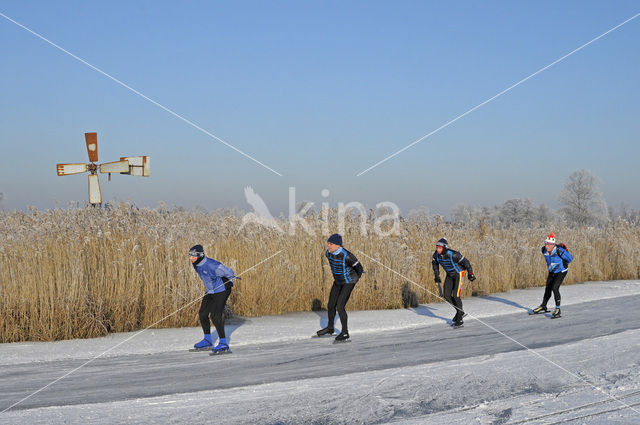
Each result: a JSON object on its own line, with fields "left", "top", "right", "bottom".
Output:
{"left": 407, "top": 206, "right": 431, "bottom": 221}
{"left": 618, "top": 202, "right": 631, "bottom": 221}
{"left": 559, "top": 169, "right": 608, "bottom": 226}
{"left": 451, "top": 204, "right": 478, "bottom": 224}
{"left": 609, "top": 202, "right": 640, "bottom": 223}
{"left": 537, "top": 204, "right": 555, "bottom": 226}
{"left": 0, "top": 192, "right": 4, "bottom": 211}
{"left": 480, "top": 205, "right": 501, "bottom": 226}
{"left": 499, "top": 198, "right": 537, "bottom": 226}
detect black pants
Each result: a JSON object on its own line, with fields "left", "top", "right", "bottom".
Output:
{"left": 327, "top": 282, "right": 356, "bottom": 333}
{"left": 542, "top": 272, "right": 566, "bottom": 307}
{"left": 444, "top": 272, "right": 464, "bottom": 321}
{"left": 199, "top": 287, "right": 231, "bottom": 338}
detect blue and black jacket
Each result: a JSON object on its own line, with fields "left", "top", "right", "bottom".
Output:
{"left": 542, "top": 245, "right": 573, "bottom": 273}
{"left": 192, "top": 257, "right": 236, "bottom": 294}
{"left": 326, "top": 247, "right": 364, "bottom": 285}
{"left": 432, "top": 248, "right": 473, "bottom": 280}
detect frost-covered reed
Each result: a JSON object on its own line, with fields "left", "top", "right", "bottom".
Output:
{"left": 1, "top": 204, "right": 638, "bottom": 342}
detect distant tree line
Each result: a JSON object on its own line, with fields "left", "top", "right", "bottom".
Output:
{"left": 448, "top": 169, "right": 640, "bottom": 227}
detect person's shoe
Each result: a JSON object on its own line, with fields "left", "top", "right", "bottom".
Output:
{"left": 552, "top": 308, "right": 561, "bottom": 318}
{"left": 193, "top": 334, "right": 213, "bottom": 350}
{"left": 211, "top": 338, "right": 231, "bottom": 354}
{"left": 531, "top": 305, "right": 549, "bottom": 314}
{"left": 452, "top": 320, "right": 464, "bottom": 328}
{"left": 334, "top": 331, "right": 350, "bottom": 342}
{"left": 453, "top": 311, "right": 466, "bottom": 322}
{"left": 316, "top": 327, "right": 335, "bottom": 337}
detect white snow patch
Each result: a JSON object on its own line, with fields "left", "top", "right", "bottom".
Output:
{"left": 1, "top": 280, "right": 638, "bottom": 366}
{"left": 1, "top": 280, "right": 640, "bottom": 424}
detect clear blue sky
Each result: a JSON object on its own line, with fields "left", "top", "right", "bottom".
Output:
{"left": 1, "top": 1, "right": 638, "bottom": 215}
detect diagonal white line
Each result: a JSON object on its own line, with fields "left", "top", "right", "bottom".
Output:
{"left": 0, "top": 12, "right": 283, "bottom": 177}
{"left": 0, "top": 250, "right": 283, "bottom": 413}
{"left": 356, "top": 250, "right": 640, "bottom": 417}
{"left": 356, "top": 12, "right": 640, "bottom": 176}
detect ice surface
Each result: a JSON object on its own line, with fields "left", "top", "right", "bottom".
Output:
{"left": 1, "top": 280, "right": 637, "bottom": 366}
{"left": 1, "top": 280, "right": 639, "bottom": 424}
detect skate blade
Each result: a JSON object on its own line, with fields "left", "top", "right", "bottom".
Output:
{"left": 189, "top": 347, "right": 212, "bottom": 352}
{"left": 312, "top": 334, "right": 336, "bottom": 338}
{"left": 551, "top": 315, "right": 562, "bottom": 319}
{"left": 332, "top": 339, "right": 351, "bottom": 344}
{"left": 209, "top": 349, "right": 232, "bottom": 356}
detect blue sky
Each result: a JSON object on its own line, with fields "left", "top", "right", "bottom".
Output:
{"left": 1, "top": 1, "right": 638, "bottom": 215}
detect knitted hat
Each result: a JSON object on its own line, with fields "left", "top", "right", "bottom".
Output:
{"left": 189, "top": 244, "right": 205, "bottom": 258}
{"left": 545, "top": 233, "right": 556, "bottom": 244}
{"left": 435, "top": 238, "right": 448, "bottom": 249}
{"left": 327, "top": 233, "right": 343, "bottom": 246}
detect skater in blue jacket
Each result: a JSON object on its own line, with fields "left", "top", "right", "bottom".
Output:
{"left": 531, "top": 233, "right": 573, "bottom": 318}
{"left": 316, "top": 234, "right": 364, "bottom": 342}
{"left": 189, "top": 244, "right": 236, "bottom": 354}
{"left": 432, "top": 238, "right": 476, "bottom": 327}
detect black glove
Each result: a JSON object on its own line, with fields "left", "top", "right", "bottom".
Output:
{"left": 434, "top": 276, "right": 441, "bottom": 284}
{"left": 468, "top": 273, "right": 476, "bottom": 282}
{"left": 222, "top": 277, "right": 234, "bottom": 289}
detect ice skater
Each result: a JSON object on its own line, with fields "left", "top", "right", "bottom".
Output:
{"left": 316, "top": 234, "right": 364, "bottom": 342}
{"left": 531, "top": 233, "right": 573, "bottom": 318}
{"left": 189, "top": 244, "right": 237, "bottom": 354}
{"left": 432, "top": 238, "right": 476, "bottom": 327}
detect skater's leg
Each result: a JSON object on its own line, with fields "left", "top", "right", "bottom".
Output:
{"left": 198, "top": 295, "right": 214, "bottom": 334}
{"left": 194, "top": 295, "right": 215, "bottom": 348}
{"left": 443, "top": 275, "right": 454, "bottom": 306}
{"left": 326, "top": 282, "right": 340, "bottom": 330}
{"left": 450, "top": 273, "right": 464, "bottom": 321}
{"left": 211, "top": 288, "right": 231, "bottom": 339}
{"left": 451, "top": 272, "right": 464, "bottom": 321}
{"left": 443, "top": 275, "right": 459, "bottom": 320}
{"left": 336, "top": 284, "right": 356, "bottom": 332}
{"left": 552, "top": 272, "right": 567, "bottom": 307}
{"left": 541, "top": 273, "right": 554, "bottom": 307}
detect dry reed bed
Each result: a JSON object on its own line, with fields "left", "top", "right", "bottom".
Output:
{"left": 1, "top": 205, "right": 639, "bottom": 342}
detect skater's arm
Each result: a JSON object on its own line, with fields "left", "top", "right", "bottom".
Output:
{"left": 215, "top": 263, "right": 236, "bottom": 279}
{"left": 431, "top": 253, "right": 441, "bottom": 281}
{"left": 432, "top": 253, "right": 443, "bottom": 296}
{"left": 453, "top": 251, "right": 473, "bottom": 274}
{"left": 557, "top": 247, "right": 573, "bottom": 263}
{"left": 346, "top": 253, "right": 364, "bottom": 278}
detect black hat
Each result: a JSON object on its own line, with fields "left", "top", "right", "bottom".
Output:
{"left": 327, "top": 233, "right": 343, "bottom": 246}
{"left": 435, "top": 238, "right": 448, "bottom": 248}
{"left": 189, "top": 244, "right": 205, "bottom": 258}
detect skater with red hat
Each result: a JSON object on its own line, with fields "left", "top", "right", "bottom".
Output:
{"left": 531, "top": 233, "right": 574, "bottom": 318}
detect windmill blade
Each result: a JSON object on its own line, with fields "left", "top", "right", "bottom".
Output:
{"left": 142, "top": 156, "right": 150, "bottom": 177}
{"left": 57, "top": 163, "right": 88, "bottom": 176}
{"left": 120, "top": 156, "right": 150, "bottom": 176}
{"left": 85, "top": 132, "right": 98, "bottom": 163}
{"left": 99, "top": 160, "right": 130, "bottom": 174}
{"left": 88, "top": 174, "right": 102, "bottom": 204}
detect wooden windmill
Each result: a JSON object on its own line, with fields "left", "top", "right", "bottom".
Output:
{"left": 56, "top": 132, "right": 150, "bottom": 205}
